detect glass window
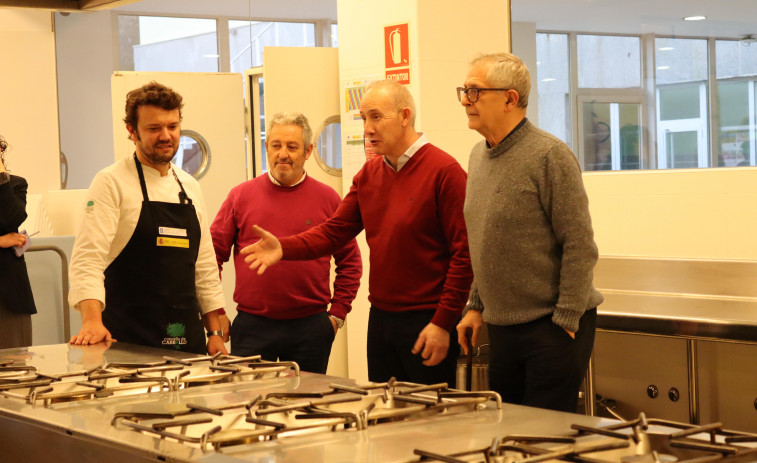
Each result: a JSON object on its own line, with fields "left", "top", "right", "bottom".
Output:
{"left": 536, "top": 33, "right": 571, "bottom": 146}
{"left": 655, "top": 38, "right": 709, "bottom": 168}
{"left": 331, "top": 23, "right": 339, "bottom": 48}
{"left": 577, "top": 35, "right": 641, "bottom": 88}
{"left": 581, "top": 102, "right": 641, "bottom": 171}
{"left": 716, "top": 40, "right": 757, "bottom": 79}
{"left": 717, "top": 81, "right": 751, "bottom": 166}
{"left": 118, "top": 16, "right": 219, "bottom": 72}
{"left": 655, "top": 38, "right": 708, "bottom": 85}
{"left": 229, "top": 21, "right": 316, "bottom": 72}
{"left": 659, "top": 85, "right": 701, "bottom": 121}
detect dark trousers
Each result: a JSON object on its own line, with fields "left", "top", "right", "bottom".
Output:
{"left": 367, "top": 306, "right": 459, "bottom": 385}
{"left": 487, "top": 308, "right": 597, "bottom": 413}
{"left": 230, "top": 311, "right": 336, "bottom": 374}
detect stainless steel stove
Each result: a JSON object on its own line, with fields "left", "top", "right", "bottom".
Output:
{"left": 409, "top": 414, "right": 757, "bottom": 462}
{"left": 3, "top": 344, "right": 752, "bottom": 463}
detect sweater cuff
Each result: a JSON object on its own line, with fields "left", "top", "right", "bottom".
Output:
{"left": 430, "top": 309, "right": 458, "bottom": 333}
{"left": 551, "top": 308, "right": 583, "bottom": 333}
{"left": 328, "top": 302, "right": 350, "bottom": 321}
{"left": 279, "top": 236, "right": 302, "bottom": 260}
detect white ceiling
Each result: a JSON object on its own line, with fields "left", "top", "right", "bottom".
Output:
{"left": 512, "top": 0, "right": 757, "bottom": 39}
{"left": 55, "top": 0, "right": 755, "bottom": 41}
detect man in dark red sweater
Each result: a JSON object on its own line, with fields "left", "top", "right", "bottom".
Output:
{"left": 241, "top": 81, "right": 472, "bottom": 385}
{"left": 211, "top": 112, "right": 361, "bottom": 374}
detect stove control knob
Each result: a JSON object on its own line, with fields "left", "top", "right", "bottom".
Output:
{"left": 647, "top": 385, "right": 658, "bottom": 398}
{"left": 668, "top": 387, "right": 680, "bottom": 402}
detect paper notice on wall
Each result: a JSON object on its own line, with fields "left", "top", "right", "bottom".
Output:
{"left": 342, "top": 78, "right": 377, "bottom": 128}
{"left": 344, "top": 133, "right": 368, "bottom": 175}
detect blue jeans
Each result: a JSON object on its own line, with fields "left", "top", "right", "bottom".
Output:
{"left": 230, "top": 311, "right": 336, "bottom": 374}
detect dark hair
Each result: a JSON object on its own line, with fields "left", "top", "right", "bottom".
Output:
{"left": 123, "top": 81, "right": 184, "bottom": 131}
{"left": 0, "top": 134, "right": 7, "bottom": 167}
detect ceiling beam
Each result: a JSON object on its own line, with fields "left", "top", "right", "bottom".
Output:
{"left": 0, "top": 0, "right": 142, "bottom": 11}
{"left": 78, "top": 0, "right": 142, "bottom": 11}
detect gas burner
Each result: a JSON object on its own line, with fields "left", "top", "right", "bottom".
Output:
{"left": 409, "top": 413, "right": 757, "bottom": 462}
{"left": 112, "top": 378, "right": 502, "bottom": 451}
{"left": 0, "top": 354, "right": 299, "bottom": 407}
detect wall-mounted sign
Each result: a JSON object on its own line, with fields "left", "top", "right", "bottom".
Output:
{"left": 384, "top": 23, "right": 409, "bottom": 68}
{"left": 384, "top": 23, "right": 410, "bottom": 84}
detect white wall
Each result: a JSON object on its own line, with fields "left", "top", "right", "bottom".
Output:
{"left": 0, "top": 9, "right": 60, "bottom": 194}
{"left": 585, "top": 167, "right": 757, "bottom": 259}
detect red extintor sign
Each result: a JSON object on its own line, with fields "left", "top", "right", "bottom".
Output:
{"left": 384, "top": 23, "right": 410, "bottom": 84}
{"left": 384, "top": 23, "right": 409, "bottom": 69}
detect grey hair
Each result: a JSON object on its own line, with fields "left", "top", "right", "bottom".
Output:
{"left": 267, "top": 112, "right": 313, "bottom": 148}
{"left": 364, "top": 80, "right": 417, "bottom": 126}
{"left": 471, "top": 53, "right": 530, "bottom": 108}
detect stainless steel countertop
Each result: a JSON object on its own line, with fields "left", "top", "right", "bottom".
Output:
{"left": 0, "top": 343, "right": 616, "bottom": 463}
{"left": 597, "top": 291, "right": 757, "bottom": 342}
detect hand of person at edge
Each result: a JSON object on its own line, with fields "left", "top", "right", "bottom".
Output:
{"left": 0, "top": 232, "right": 26, "bottom": 249}
{"left": 456, "top": 310, "right": 483, "bottom": 356}
{"left": 241, "top": 225, "right": 283, "bottom": 275}
{"left": 207, "top": 335, "right": 228, "bottom": 355}
{"left": 69, "top": 320, "right": 116, "bottom": 345}
{"left": 411, "top": 323, "right": 450, "bottom": 367}
{"left": 219, "top": 313, "right": 231, "bottom": 343}
{"left": 329, "top": 316, "right": 338, "bottom": 335}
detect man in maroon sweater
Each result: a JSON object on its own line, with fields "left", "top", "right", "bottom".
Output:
{"left": 211, "top": 112, "right": 361, "bottom": 374}
{"left": 241, "top": 81, "right": 472, "bottom": 385}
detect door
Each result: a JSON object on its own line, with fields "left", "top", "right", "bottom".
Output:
{"left": 255, "top": 47, "right": 342, "bottom": 194}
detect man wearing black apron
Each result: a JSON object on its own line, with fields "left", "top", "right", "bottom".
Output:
{"left": 68, "top": 82, "right": 226, "bottom": 355}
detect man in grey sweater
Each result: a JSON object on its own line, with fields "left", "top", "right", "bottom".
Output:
{"left": 456, "top": 52, "right": 604, "bottom": 413}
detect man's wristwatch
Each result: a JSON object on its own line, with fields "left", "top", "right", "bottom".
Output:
{"left": 329, "top": 315, "right": 344, "bottom": 329}
{"left": 206, "top": 329, "right": 224, "bottom": 338}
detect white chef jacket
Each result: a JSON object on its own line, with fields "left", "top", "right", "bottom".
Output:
{"left": 68, "top": 156, "right": 225, "bottom": 314}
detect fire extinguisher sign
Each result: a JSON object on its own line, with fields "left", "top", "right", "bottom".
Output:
{"left": 384, "top": 23, "right": 410, "bottom": 84}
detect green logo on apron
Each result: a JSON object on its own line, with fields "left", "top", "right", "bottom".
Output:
{"left": 165, "top": 323, "right": 187, "bottom": 350}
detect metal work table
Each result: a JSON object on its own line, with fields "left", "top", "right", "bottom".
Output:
{"left": 587, "top": 290, "right": 757, "bottom": 424}
{"left": 0, "top": 343, "right": 615, "bottom": 463}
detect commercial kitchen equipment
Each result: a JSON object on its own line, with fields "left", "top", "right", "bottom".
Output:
{"left": 3, "top": 343, "right": 757, "bottom": 462}
{"left": 590, "top": 256, "right": 757, "bottom": 430}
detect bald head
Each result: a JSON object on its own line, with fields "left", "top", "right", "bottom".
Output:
{"left": 364, "top": 80, "right": 417, "bottom": 127}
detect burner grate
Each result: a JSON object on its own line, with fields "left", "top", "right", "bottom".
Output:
{"left": 409, "top": 413, "right": 757, "bottom": 463}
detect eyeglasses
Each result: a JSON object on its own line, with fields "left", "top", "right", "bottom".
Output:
{"left": 456, "top": 87, "right": 510, "bottom": 103}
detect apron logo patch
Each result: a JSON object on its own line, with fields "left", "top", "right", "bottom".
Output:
{"left": 163, "top": 323, "right": 188, "bottom": 349}
{"left": 157, "top": 237, "right": 190, "bottom": 248}
{"left": 85, "top": 200, "right": 94, "bottom": 212}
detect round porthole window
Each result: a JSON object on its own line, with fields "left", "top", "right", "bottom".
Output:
{"left": 172, "top": 130, "right": 211, "bottom": 179}
{"left": 313, "top": 115, "right": 342, "bottom": 176}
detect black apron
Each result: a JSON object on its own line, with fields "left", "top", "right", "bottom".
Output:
{"left": 103, "top": 154, "right": 206, "bottom": 354}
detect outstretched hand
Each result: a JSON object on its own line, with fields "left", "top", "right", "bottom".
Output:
{"left": 240, "top": 225, "right": 283, "bottom": 275}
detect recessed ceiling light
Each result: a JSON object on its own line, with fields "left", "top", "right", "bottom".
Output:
{"left": 657, "top": 66, "right": 670, "bottom": 70}
{"left": 658, "top": 47, "right": 674, "bottom": 51}
{"left": 541, "top": 78, "right": 556, "bottom": 82}
{"left": 684, "top": 16, "right": 706, "bottom": 21}
{"left": 203, "top": 54, "right": 220, "bottom": 58}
